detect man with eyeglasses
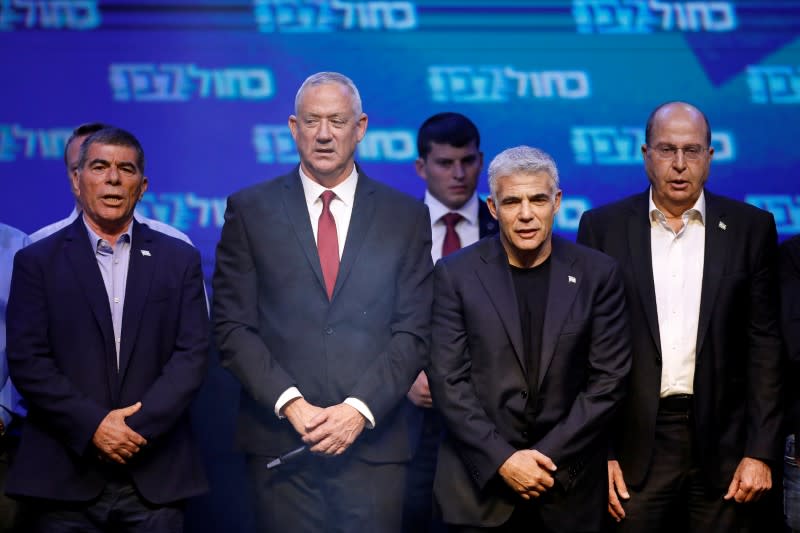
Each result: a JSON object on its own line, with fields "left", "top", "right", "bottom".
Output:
{"left": 577, "top": 101, "right": 782, "bottom": 532}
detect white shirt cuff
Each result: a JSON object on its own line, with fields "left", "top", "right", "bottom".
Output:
{"left": 344, "top": 397, "right": 375, "bottom": 429}
{"left": 275, "top": 387, "right": 302, "bottom": 418}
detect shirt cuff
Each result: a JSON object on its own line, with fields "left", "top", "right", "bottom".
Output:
{"left": 344, "top": 397, "right": 375, "bottom": 429}
{"left": 275, "top": 387, "right": 303, "bottom": 418}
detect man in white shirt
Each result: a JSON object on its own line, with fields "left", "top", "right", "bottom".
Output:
{"left": 212, "top": 72, "right": 432, "bottom": 532}
{"left": 577, "top": 102, "right": 782, "bottom": 532}
{"left": 404, "top": 112, "right": 497, "bottom": 532}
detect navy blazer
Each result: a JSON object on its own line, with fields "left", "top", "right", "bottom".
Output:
{"left": 6, "top": 217, "right": 209, "bottom": 504}
{"left": 212, "top": 167, "right": 433, "bottom": 463}
{"left": 577, "top": 190, "right": 783, "bottom": 488}
{"left": 428, "top": 235, "right": 631, "bottom": 529}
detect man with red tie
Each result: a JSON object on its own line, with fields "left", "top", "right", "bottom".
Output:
{"left": 213, "top": 72, "right": 433, "bottom": 533}
{"left": 404, "top": 113, "right": 498, "bottom": 532}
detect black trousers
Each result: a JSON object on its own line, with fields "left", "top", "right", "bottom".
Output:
{"left": 403, "top": 408, "right": 446, "bottom": 533}
{"left": 248, "top": 451, "right": 406, "bottom": 533}
{"left": 614, "top": 395, "right": 756, "bottom": 533}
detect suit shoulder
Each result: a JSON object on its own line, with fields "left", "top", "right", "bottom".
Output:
{"left": 560, "top": 237, "right": 619, "bottom": 270}
{"left": 709, "top": 192, "right": 774, "bottom": 222}
{"left": 369, "top": 178, "right": 426, "bottom": 211}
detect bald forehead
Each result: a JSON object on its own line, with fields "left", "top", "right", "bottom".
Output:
{"left": 651, "top": 103, "right": 710, "bottom": 144}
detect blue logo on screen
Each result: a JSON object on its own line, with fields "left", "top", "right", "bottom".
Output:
{"left": 0, "top": 0, "right": 100, "bottom": 30}
{"left": 570, "top": 127, "right": 735, "bottom": 164}
{"left": 428, "top": 66, "right": 590, "bottom": 103}
{"left": 254, "top": 0, "right": 416, "bottom": 32}
{"left": 573, "top": 0, "right": 736, "bottom": 34}
{"left": 253, "top": 125, "right": 416, "bottom": 163}
{"left": 138, "top": 193, "right": 227, "bottom": 231}
{"left": 109, "top": 64, "right": 275, "bottom": 102}
{"left": 747, "top": 66, "right": 800, "bottom": 104}
{"left": 746, "top": 195, "right": 800, "bottom": 235}
{"left": 0, "top": 124, "right": 71, "bottom": 162}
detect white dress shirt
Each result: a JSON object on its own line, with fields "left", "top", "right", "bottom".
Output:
{"left": 649, "top": 188, "right": 706, "bottom": 397}
{"left": 425, "top": 191, "right": 481, "bottom": 263}
{"left": 274, "top": 165, "right": 376, "bottom": 428}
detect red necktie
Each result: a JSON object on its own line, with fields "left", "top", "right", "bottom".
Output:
{"left": 441, "top": 212, "right": 463, "bottom": 257}
{"left": 318, "top": 190, "right": 339, "bottom": 300}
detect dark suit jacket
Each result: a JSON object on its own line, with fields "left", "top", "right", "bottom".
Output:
{"left": 428, "top": 235, "right": 631, "bottom": 529}
{"left": 779, "top": 235, "right": 800, "bottom": 440}
{"left": 577, "top": 190, "right": 783, "bottom": 488}
{"left": 407, "top": 195, "right": 499, "bottom": 447}
{"left": 6, "top": 217, "right": 209, "bottom": 503}
{"left": 212, "top": 167, "right": 433, "bottom": 463}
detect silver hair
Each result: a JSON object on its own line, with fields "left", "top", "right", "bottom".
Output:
{"left": 294, "top": 72, "right": 363, "bottom": 116}
{"left": 488, "top": 145, "right": 560, "bottom": 200}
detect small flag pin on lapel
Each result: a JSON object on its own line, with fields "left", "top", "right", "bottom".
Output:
{"left": 718, "top": 221, "right": 727, "bottom": 231}
{"left": 568, "top": 275, "right": 576, "bottom": 284}
{"left": 141, "top": 250, "right": 151, "bottom": 256}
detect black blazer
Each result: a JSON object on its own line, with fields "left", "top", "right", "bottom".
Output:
{"left": 6, "top": 218, "right": 209, "bottom": 503}
{"left": 428, "top": 235, "right": 631, "bottom": 530}
{"left": 212, "top": 167, "right": 433, "bottom": 463}
{"left": 780, "top": 235, "right": 800, "bottom": 440}
{"left": 577, "top": 190, "right": 783, "bottom": 488}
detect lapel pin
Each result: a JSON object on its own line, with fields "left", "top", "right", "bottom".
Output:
{"left": 141, "top": 250, "right": 151, "bottom": 256}
{"left": 718, "top": 221, "right": 727, "bottom": 231}
{"left": 568, "top": 275, "right": 576, "bottom": 284}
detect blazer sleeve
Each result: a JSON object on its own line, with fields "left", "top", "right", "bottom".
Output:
{"left": 212, "top": 195, "right": 297, "bottom": 410}
{"left": 125, "top": 248, "right": 209, "bottom": 440}
{"left": 743, "top": 214, "right": 783, "bottom": 462}
{"left": 6, "top": 249, "right": 108, "bottom": 456}
{"left": 348, "top": 203, "right": 433, "bottom": 422}
{"left": 428, "top": 260, "right": 517, "bottom": 489}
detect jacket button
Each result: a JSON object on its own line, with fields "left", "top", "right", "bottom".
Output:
{"left": 520, "top": 390, "right": 528, "bottom": 399}
{"left": 324, "top": 327, "right": 334, "bottom": 335}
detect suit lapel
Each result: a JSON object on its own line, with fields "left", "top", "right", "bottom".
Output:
{"left": 538, "top": 237, "right": 580, "bottom": 388}
{"left": 475, "top": 237, "right": 526, "bottom": 372}
{"left": 282, "top": 170, "right": 328, "bottom": 297}
{"left": 628, "top": 194, "right": 662, "bottom": 357}
{"left": 334, "top": 173, "right": 376, "bottom": 301}
{"left": 696, "top": 192, "right": 728, "bottom": 356}
{"left": 63, "top": 216, "right": 119, "bottom": 402}
{"left": 118, "top": 221, "right": 156, "bottom": 382}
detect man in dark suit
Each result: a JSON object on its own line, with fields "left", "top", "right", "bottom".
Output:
{"left": 779, "top": 235, "right": 800, "bottom": 532}
{"left": 577, "top": 101, "right": 782, "bottom": 532}
{"left": 429, "top": 145, "right": 631, "bottom": 532}
{"left": 6, "top": 127, "right": 209, "bottom": 531}
{"left": 404, "top": 112, "right": 497, "bottom": 533}
{"left": 212, "top": 72, "right": 432, "bottom": 532}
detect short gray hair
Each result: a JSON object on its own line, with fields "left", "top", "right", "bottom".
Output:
{"left": 294, "top": 72, "right": 363, "bottom": 116}
{"left": 488, "top": 146, "right": 560, "bottom": 200}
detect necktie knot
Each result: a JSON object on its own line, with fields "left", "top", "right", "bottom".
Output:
{"left": 441, "top": 212, "right": 462, "bottom": 229}
{"left": 441, "top": 212, "right": 463, "bottom": 258}
{"left": 321, "top": 190, "right": 336, "bottom": 209}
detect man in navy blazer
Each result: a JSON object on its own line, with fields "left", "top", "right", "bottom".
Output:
{"left": 429, "top": 146, "right": 631, "bottom": 532}
{"left": 6, "top": 127, "right": 209, "bottom": 531}
{"left": 212, "top": 72, "right": 432, "bottom": 532}
{"left": 577, "top": 102, "right": 782, "bottom": 532}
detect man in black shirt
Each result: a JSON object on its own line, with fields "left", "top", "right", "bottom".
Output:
{"left": 428, "top": 145, "right": 631, "bottom": 532}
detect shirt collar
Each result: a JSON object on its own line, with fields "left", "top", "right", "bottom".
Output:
{"left": 425, "top": 190, "right": 479, "bottom": 226}
{"left": 299, "top": 165, "right": 359, "bottom": 208}
{"left": 81, "top": 213, "right": 132, "bottom": 252}
{"left": 648, "top": 187, "right": 706, "bottom": 225}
